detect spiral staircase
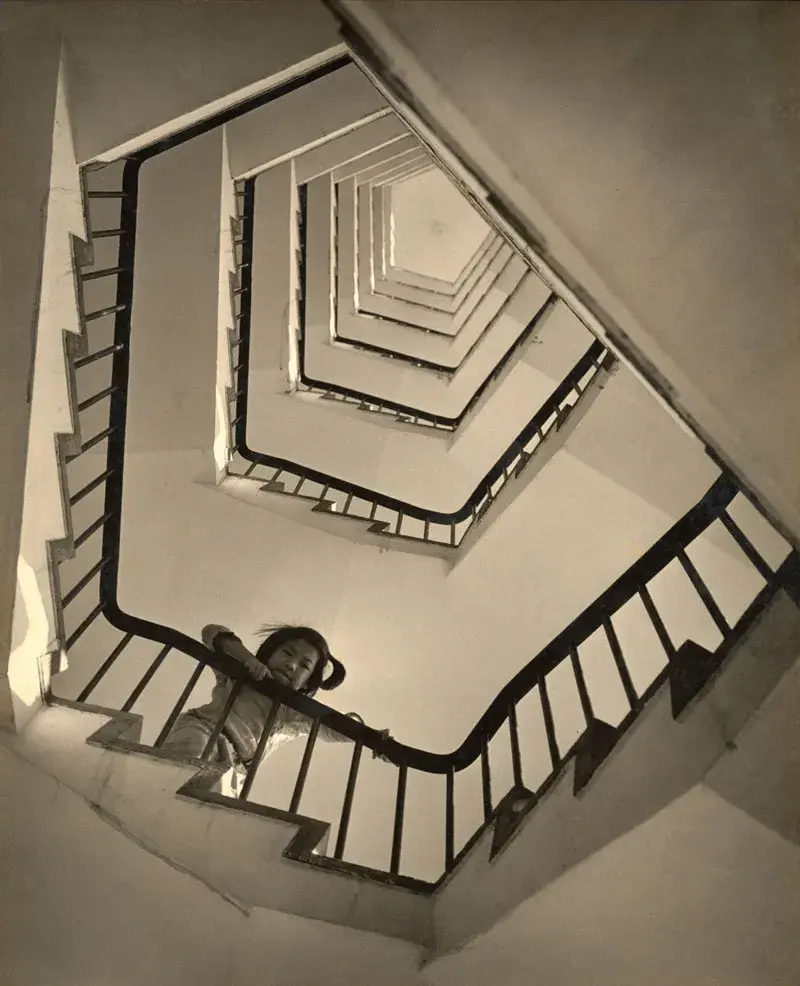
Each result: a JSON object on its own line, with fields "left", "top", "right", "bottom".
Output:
{"left": 2, "top": 4, "right": 799, "bottom": 985}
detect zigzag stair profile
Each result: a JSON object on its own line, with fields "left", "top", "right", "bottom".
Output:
{"left": 222, "top": 351, "right": 614, "bottom": 566}
{"left": 431, "top": 582, "right": 800, "bottom": 956}
{"left": 20, "top": 563, "right": 798, "bottom": 955}
{"left": 13, "top": 699, "right": 430, "bottom": 945}
{"left": 19, "top": 54, "right": 800, "bottom": 968}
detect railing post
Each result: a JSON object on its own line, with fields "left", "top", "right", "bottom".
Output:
{"left": 390, "top": 763, "right": 408, "bottom": 875}
{"left": 333, "top": 739, "right": 364, "bottom": 859}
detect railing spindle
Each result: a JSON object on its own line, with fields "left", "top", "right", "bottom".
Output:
{"left": 84, "top": 302, "right": 128, "bottom": 322}
{"left": 121, "top": 644, "right": 171, "bottom": 712}
{"left": 508, "top": 703, "right": 523, "bottom": 789}
{"left": 65, "top": 601, "right": 104, "bottom": 649}
{"left": 390, "top": 763, "right": 408, "bottom": 875}
{"left": 333, "top": 739, "right": 363, "bottom": 859}
{"left": 603, "top": 616, "right": 638, "bottom": 708}
{"left": 539, "top": 675, "right": 560, "bottom": 770}
{"left": 77, "top": 386, "right": 119, "bottom": 413}
{"left": 677, "top": 548, "right": 730, "bottom": 635}
{"left": 239, "top": 700, "right": 282, "bottom": 801}
{"left": 445, "top": 766, "right": 455, "bottom": 870}
{"left": 74, "top": 509, "right": 117, "bottom": 549}
{"left": 289, "top": 718, "right": 321, "bottom": 813}
{"left": 77, "top": 632, "right": 134, "bottom": 701}
{"left": 65, "top": 426, "right": 115, "bottom": 461}
{"left": 69, "top": 468, "right": 113, "bottom": 506}
{"left": 154, "top": 662, "right": 206, "bottom": 747}
{"left": 718, "top": 510, "right": 774, "bottom": 581}
{"left": 74, "top": 342, "right": 126, "bottom": 369}
{"left": 480, "top": 733, "right": 492, "bottom": 820}
{"left": 639, "top": 584, "right": 677, "bottom": 662}
{"left": 80, "top": 265, "right": 125, "bottom": 281}
{"left": 569, "top": 646, "right": 594, "bottom": 725}
{"left": 201, "top": 681, "right": 244, "bottom": 761}
{"left": 62, "top": 556, "right": 110, "bottom": 607}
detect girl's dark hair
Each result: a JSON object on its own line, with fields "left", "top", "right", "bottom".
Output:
{"left": 254, "top": 624, "right": 345, "bottom": 697}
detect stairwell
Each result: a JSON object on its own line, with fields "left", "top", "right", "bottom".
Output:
{"left": 2, "top": 5, "right": 799, "bottom": 985}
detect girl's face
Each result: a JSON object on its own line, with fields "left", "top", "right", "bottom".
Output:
{"left": 266, "top": 638, "right": 321, "bottom": 691}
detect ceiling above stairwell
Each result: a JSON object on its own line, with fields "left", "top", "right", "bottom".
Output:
{"left": 390, "top": 168, "right": 490, "bottom": 283}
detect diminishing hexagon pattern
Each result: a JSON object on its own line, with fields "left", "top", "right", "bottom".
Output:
{"left": 390, "top": 169, "right": 490, "bottom": 283}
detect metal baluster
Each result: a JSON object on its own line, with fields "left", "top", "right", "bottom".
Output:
{"left": 395, "top": 512, "right": 403, "bottom": 535}
{"left": 65, "top": 426, "right": 115, "bottom": 461}
{"left": 424, "top": 518, "right": 431, "bottom": 542}
{"left": 390, "top": 764, "right": 408, "bottom": 875}
{"left": 508, "top": 703, "right": 523, "bottom": 789}
{"left": 718, "top": 510, "right": 774, "bottom": 581}
{"left": 480, "top": 733, "right": 492, "bottom": 820}
{"left": 289, "top": 719, "right": 321, "bottom": 813}
{"left": 343, "top": 492, "right": 354, "bottom": 515}
{"left": 293, "top": 477, "right": 305, "bottom": 494}
{"left": 154, "top": 662, "right": 206, "bottom": 747}
{"left": 677, "top": 548, "right": 730, "bottom": 636}
{"left": 121, "top": 644, "right": 171, "bottom": 712}
{"left": 445, "top": 766, "right": 455, "bottom": 870}
{"left": 239, "top": 700, "right": 282, "bottom": 801}
{"left": 333, "top": 739, "right": 364, "bottom": 859}
{"left": 539, "top": 675, "right": 560, "bottom": 770}
{"left": 603, "top": 616, "right": 638, "bottom": 709}
{"left": 62, "top": 556, "right": 110, "bottom": 607}
{"left": 200, "top": 681, "right": 244, "bottom": 761}
{"left": 69, "top": 468, "right": 114, "bottom": 506}
{"left": 569, "top": 646, "right": 594, "bottom": 725}
{"left": 243, "top": 461, "right": 257, "bottom": 478}
{"left": 639, "top": 584, "right": 677, "bottom": 662}
{"left": 65, "top": 601, "right": 104, "bottom": 650}
{"left": 450, "top": 522, "right": 457, "bottom": 546}
{"left": 77, "top": 632, "right": 134, "bottom": 701}
{"left": 81, "top": 265, "right": 125, "bottom": 281}
{"left": 369, "top": 501, "right": 378, "bottom": 521}
{"left": 74, "top": 342, "right": 125, "bottom": 369}
{"left": 84, "top": 302, "right": 128, "bottom": 322}
{"left": 77, "top": 385, "right": 118, "bottom": 412}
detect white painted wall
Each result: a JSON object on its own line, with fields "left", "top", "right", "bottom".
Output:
{"left": 338, "top": 0, "right": 800, "bottom": 543}
{"left": 0, "top": 1, "right": 344, "bottom": 163}
{"left": 0, "top": 26, "right": 69, "bottom": 729}
{"left": 8, "top": 50, "right": 86, "bottom": 730}
{"left": 430, "top": 785, "right": 800, "bottom": 986}
{"left": 0, "top": 741, "right": 425, "bottom": 986}
{"left": 5, "top": 669, "right": 799, "bottom": 984}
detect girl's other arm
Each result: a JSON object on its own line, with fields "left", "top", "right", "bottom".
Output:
{"left": 316, "top": 713, "right": 393, "bottom": 759}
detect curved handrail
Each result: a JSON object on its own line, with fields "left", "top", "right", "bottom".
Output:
{"left": 90, "top": 155, "right": 712, "bottom": 778}
{"left": 236, "top": 174, "right": 609, "bottom": 525}
{"left": 93, "top": 151, "right": 736, "bottom": 774}
{"left": 254, "top": 173, "right": 562, "bottom": 430}
{"left": 52, "top": 60, "right": 795, "bottom": 887}
{"left": 326, "top": 182, "right": 514, "bottom": 372}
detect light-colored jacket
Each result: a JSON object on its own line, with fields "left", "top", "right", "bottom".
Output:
{"left": 192, "top": 629, "right": 357, "bottom": 763}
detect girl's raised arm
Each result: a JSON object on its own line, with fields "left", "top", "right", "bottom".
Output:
{"left": 201, "top": 624, "right": 267, "bottom": 681}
